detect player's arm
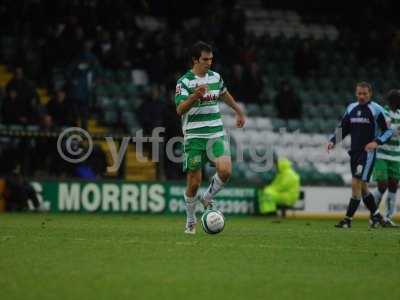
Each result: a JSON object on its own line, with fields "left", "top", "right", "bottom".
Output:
{"left": 175, "top": 83, "right": 206, "bottom": 116}
{"left": 176, "top": 85, "right": 206, "bottom": 116}
{"left": 220, "top": 91, "right": 246, "bottom": 128}
{"left": 326, "top": 110, "right": 350, "bottom": 152}
{"left": 365, "top": 111, "right": 394, "bottom": 151}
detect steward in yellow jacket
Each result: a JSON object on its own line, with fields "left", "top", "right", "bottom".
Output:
{"left": 259, "top": 158, "right": 300, "bottom": 214}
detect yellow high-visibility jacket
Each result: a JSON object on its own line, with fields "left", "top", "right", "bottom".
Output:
{"left": 259, "top": 159, "right": 300, "bottom": 213}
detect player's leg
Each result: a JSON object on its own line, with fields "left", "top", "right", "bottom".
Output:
{"left": 336, "top": 153, "right": 364, "bottom": 228}
{"left": 384, "top": 177, "right": 399, "bottom": 226}
{"left": 373, "top": 181, "right": 387, "bottom": 205}
{"left": 359, "top": 151, "right": 385, "bottom": 227}
{"left": 336, "top": 177, "right": 362, "bottom": 228}
{"left": 361, "top": 182, "right": 385, "bottom": 228}
{"left": 186, "top": 170, "right": 202, "bottom": 197}
{"left": 201, "top": 137, "right": 231, "bottom": 208}
{"left": 384, "top": 160, "right": 400, "bottom": 225}
{"left": 183, "top": 140, "right": 204, "bottom": 234}
{"left": 184, "top": 170, "right": 202, "bottom": 234}
{"left": 202, "top": 156, "right": 231, "bottom": 208}
{"left": 361, "top": 182, "right": 381, "bottom": 216}
{"left": 372, "top": 159, "right": 388, "bottom": 205}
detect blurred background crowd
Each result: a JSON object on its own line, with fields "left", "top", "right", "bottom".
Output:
{"left": 0, "top": 0, "right": 399, "bottom": 185}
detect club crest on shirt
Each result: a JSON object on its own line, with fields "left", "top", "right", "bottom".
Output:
{"left": 175, "top": 83, "right": 181, "bottom": 95}
{"left": 190, "top": 155, "right": 201, "bottom": 165}
{"left": 357, "top": 110, "right": 361, "bottom": 116}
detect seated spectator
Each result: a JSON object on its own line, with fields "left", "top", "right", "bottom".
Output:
{"left": 46, "top": 88, "right": 77, "bottom": 127}
{"left": 274, "top": 81, "right": 302, "bottom": 119}
{"left": 1, "top": 88, "right": 30, "bottom": 124}
{"left": 73, "top": 144, "right": 107, "bottom": 179}
{"left": 86, "top": 144, "right": 108, "bottom": 178}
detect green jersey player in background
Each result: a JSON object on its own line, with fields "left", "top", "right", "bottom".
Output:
{"left": 372, "top": 89, "right": 400, "bottom": 227}
{"left": 175, "top": 41, "right": 246, "bottom": 234}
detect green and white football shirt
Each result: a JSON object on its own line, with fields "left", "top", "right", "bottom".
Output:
{"left": 175, "top": 69, "right": 227, "bottom": 140}
{"left": 377, "top": 105, "right": 400, "bottom": 161}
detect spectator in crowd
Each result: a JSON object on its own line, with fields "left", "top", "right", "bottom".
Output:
{"left": 274, "top": 80, "right": 302, "bottom": 119}
{"left": 0, "top": 141, "right": 20, "bottom": 175}
{"left": 112, "top": 30, "right": 131, "bottom": 69}
{"left": 242, "top": 62, "right": 263, "bottom": 104}
{"left": 0, "top": 86, "right": 34, "bottom": 175}
{"left": 75, "top": 143, "right": 107, "bottom": 180}
{"left": 294, "top": 41, "right": 317, "bottom": 78}
{"left": 162, "top": 91, "right": 184, "bottom": 180}
{"left": 95, "top": 30, "right": 114, "bottom": 68}
{"left": 73, "top": 144, "right": 108, "bottom": 180}
{"left": 228, "top": 64, "right": 246, "bottom": 102}
{"left": 80, "top": 40, "right": 99, "bottom": 65}
{"left": 3, "top": 167, "right": 41, "bottom": 212}
{"left": 34, "top": 115, "right": 68, "bottom": 177}
{"left": 218, "top": 34, "right": 241, "bottom": 66}
{"left": 46, "top": 88, "right": 77, "bottom": 127}
{"left": 1, "top": 88, "right": 30, "bottom": 124}
{"left": 137, "top": 85, "right": 164, "bottom": 135}
{"left": 86, "top": 144, "right": 108, "bottom": 179}
{"left": 5, "top": 66, "right": 39, "bottom": 123}
{"left": 240, "top": 40, "right": 257, "bottom": 65}
{"left": 66, "top": 57, "right": 96, "bottom": 129}
{"left": 6, "top": 67, "right": 37, "bottom": 105}
{"left": 57, "top": 16, "right": 85, "bottom": 62}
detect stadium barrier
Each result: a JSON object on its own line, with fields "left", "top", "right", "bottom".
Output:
{"left": 1, "top": 180, "right": 399, "bottom": 219}
{"left": 29, "top": 180, "right": 257, "bottom": 215}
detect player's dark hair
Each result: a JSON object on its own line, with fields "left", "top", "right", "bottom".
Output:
{"left": 356, "top": 81, "right": 373, "bottom": 93}
{"left": 190, "top": 41, "right": 212, "bottom": 64}
{"left": 386, "top": 89, "right": 400, "bottom": 110}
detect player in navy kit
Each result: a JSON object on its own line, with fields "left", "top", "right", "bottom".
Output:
{"left": 326, "top": 82, "right": 394, "bottom": 228}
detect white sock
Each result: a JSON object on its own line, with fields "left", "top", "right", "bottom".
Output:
{"left": 203, "top": 173, "right": 224, "bottom": 203}
{"left": 386, "top": 192, "right": 397, "bottom": 220}
{"left": 372, "top": 189, "right": 383, "bottom": 205}
{"left": 184, "top": 193, "right": 198, "bottom": 224}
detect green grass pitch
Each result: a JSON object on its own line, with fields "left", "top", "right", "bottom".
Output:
{"left": 1, "top": 214, "right": 399, "bottom": 300}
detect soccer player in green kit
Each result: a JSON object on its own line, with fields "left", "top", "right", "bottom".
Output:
{"left": 175, "top": 41, "right": 246, "bottom": 234}
{"left": 372, "top": 89, "right": 400, "bottom": 227}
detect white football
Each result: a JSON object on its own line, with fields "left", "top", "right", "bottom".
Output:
{"left": 201, "top": 209, "right": 225, "bottom": 234}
